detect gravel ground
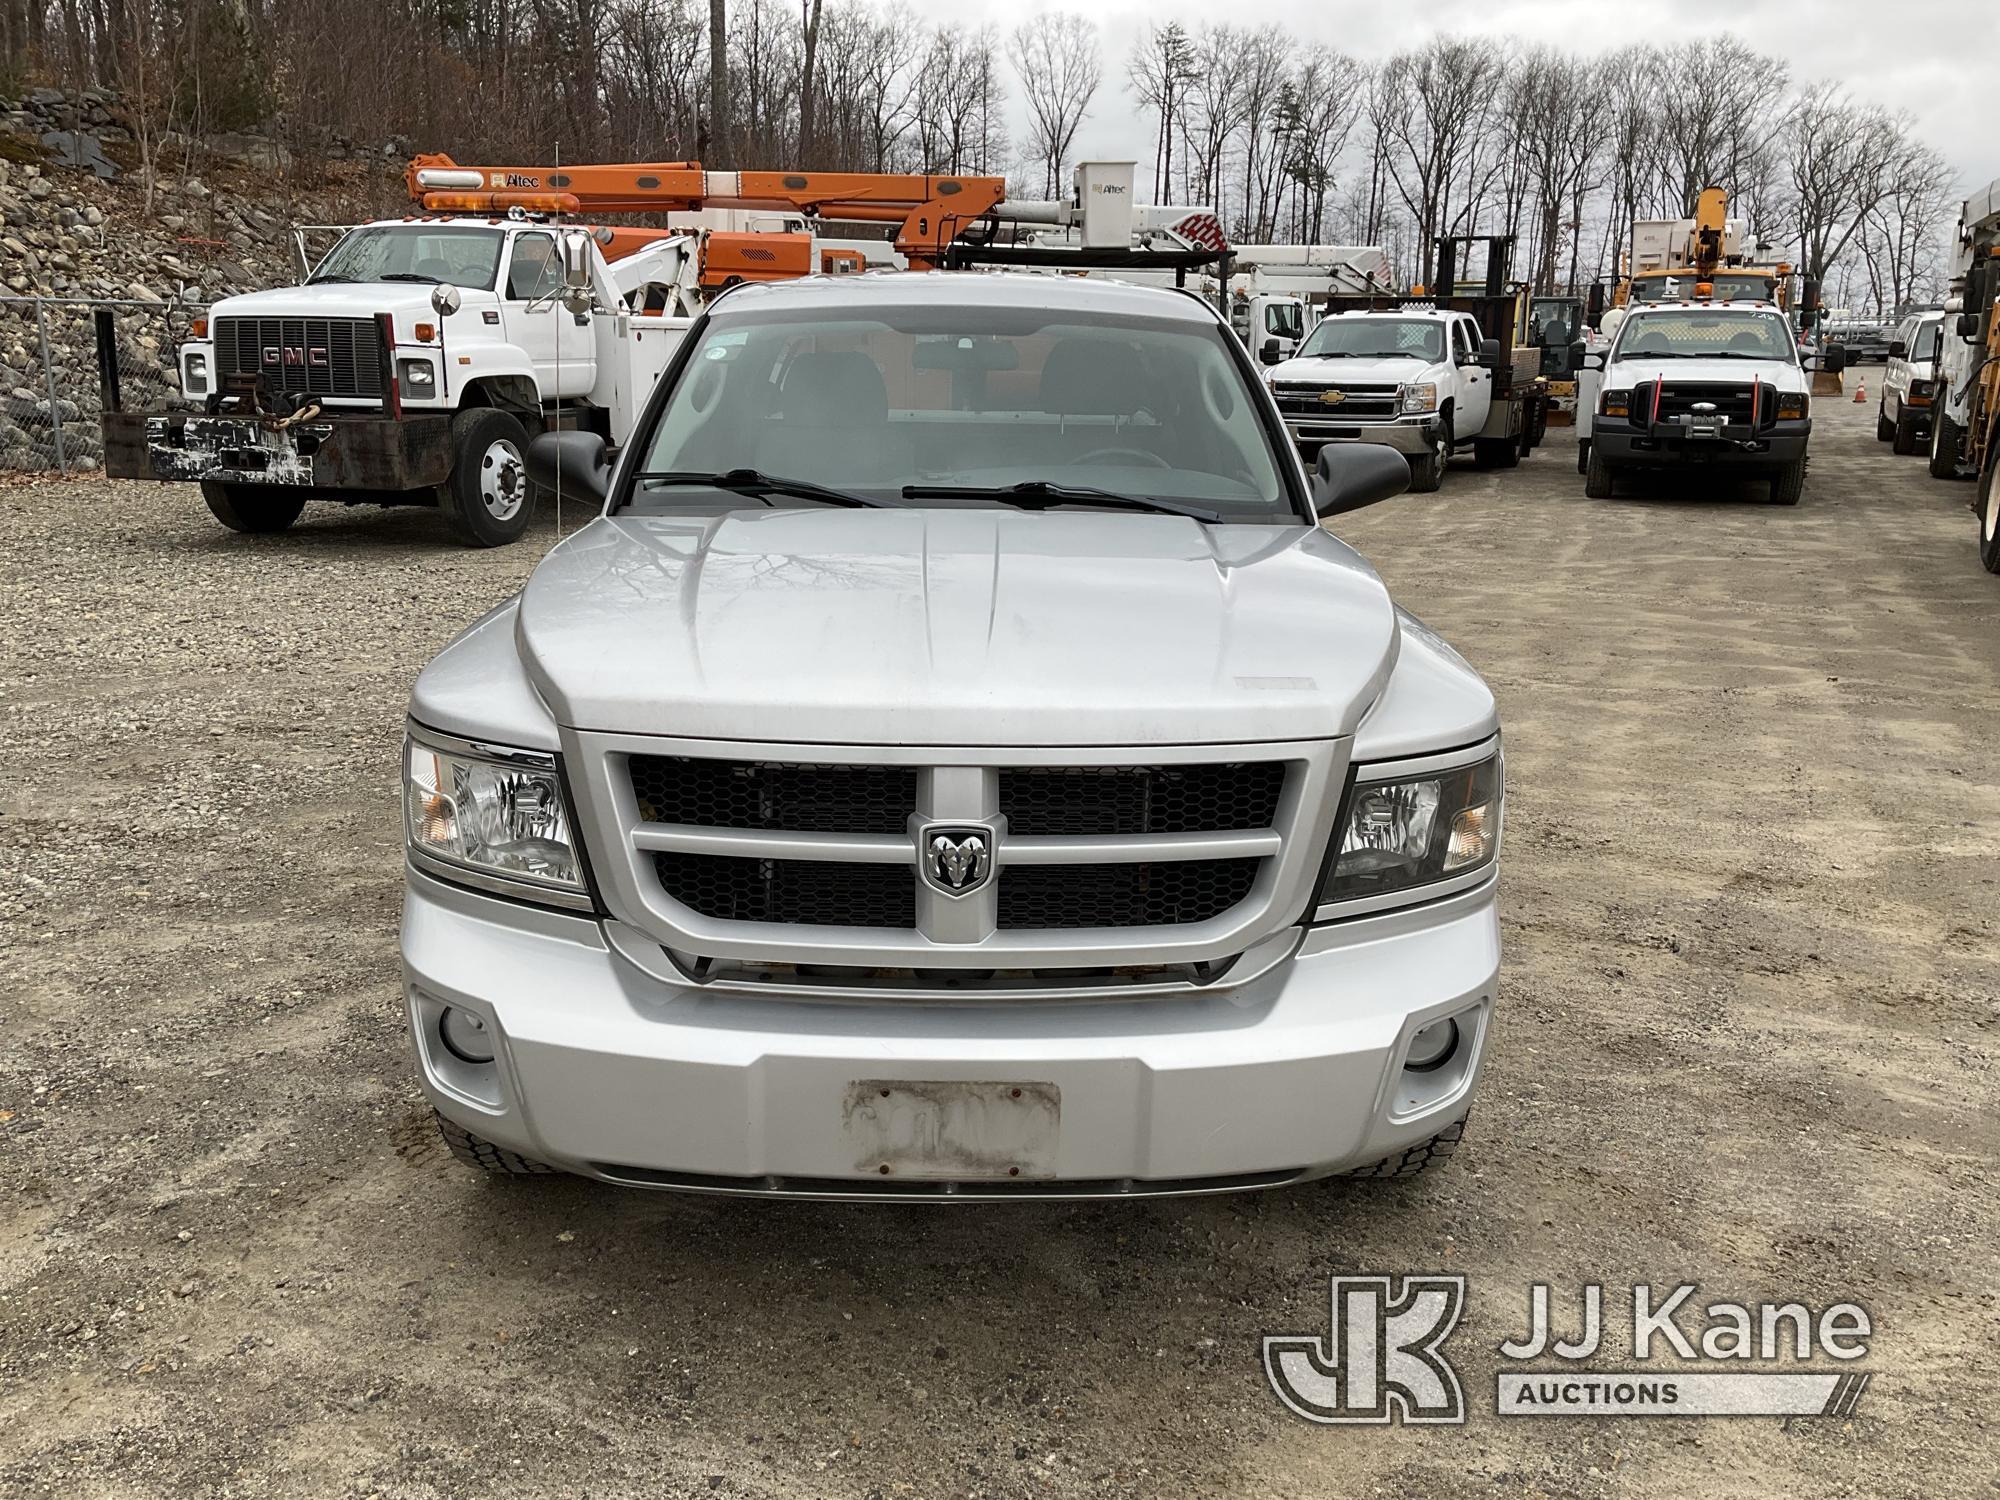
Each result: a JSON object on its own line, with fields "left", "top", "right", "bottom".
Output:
{"left": 2, "top": 399, "right": 1996, "bottom": 1498}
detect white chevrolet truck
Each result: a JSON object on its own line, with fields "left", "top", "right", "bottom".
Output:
{"left": 1261, "top": 307, "right": 1538, "bottom": 492}
{"left": 399, "top": 273, "right": 1504, "bottom": 1199}
{"left": 101, "top": 216, "right": 701, "bottom": 545}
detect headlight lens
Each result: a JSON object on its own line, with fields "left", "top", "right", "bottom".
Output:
{"left": 398, "top": 357, "right": 437, "bottom": 389}
{"left": 1600, "top": 388, "right": 1630, "bottom": 418}
{"left": 405, "top": 734, "right": 583, "bottom": 893}
{"left": 1399, "top": 381, "right": 1438, "bottom": 413}
{"left": 1776, "top": 391, "right": 1809, "bottom": 419}
{"left": 1321, "top": 753, "right": 1502, "bottom": 906}
{"left": 184, "top": 352, "right": 208, "bottom": 395}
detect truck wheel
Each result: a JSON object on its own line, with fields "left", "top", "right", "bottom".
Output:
{"left": 1473, "top": 436, "right": 1520, "bottom": 469}
{"left": 1930, "top": 410, "right": 1964, "bottom": 480}
{"left": 1875, "top": 403, "right": 1895, "bottom": 441}
{"left": 435, "top": 1112, "right": 557, "bottom": 1176}
{"left": 1769, "top": 456, "right": 1807, "bottom": 506}
{"left": 1346, "top": 1116, "right": 1467, "bottom": 1178}
{"left": 1583, "top": 443, "right": 1617, "bottom": 498}
{"left": 443, "top": 409, "right": 536, "bottom": 548}
{"left": 200, "top": 480, "right": 306, "bottom": 534}
{"left": 1891, "top": 409, "right": 1919, "bottom": 456}
{"left": 1980, "top": 459, "right": 2000, "bottom": 575}
{"left": 1406, "top": 426, "right": 1449, "bottom": 493}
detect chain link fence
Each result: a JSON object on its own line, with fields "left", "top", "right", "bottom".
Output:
{"left": 1, "top": 297, "right": 205, "bottom": 475}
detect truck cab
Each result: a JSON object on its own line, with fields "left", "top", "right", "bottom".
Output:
{"left": 105, "top": 216, "right": 697, "bottom": 546}
{"left": 1878, "top": 311, "right": 1943, "bottom": 456}
{"left": 1234, "top": 292, "right": 1308, "bottom": 363}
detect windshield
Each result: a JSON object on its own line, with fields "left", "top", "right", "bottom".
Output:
{"left": 310, "top": 226, "right": 504, "bottom": 290}
{"left": 625, "top": 304, "right": 1296, "bottom": 522}
{"left": 1613, "top": 310, "right": 1798, "bottom": 363}
{"left": 1296, "top": 317, "right": 1443, "bottom": 361}
{"left": 1629, "top": 272, "right": 1781, "bottom": 304}
{"left": 1909, "top": 318, "right": 1941, "bottom": 362}
{"left": 1529, "top": 299, "right": 1584, "bottom": 347}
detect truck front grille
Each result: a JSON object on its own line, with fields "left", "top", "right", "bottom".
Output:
{"left": 1272, "top": 382, "right": 1401, "bottom": 420}
{"left": 1631, "top": 380, "right": 1774, "bottom": 428}
{"left": 213, "top": 316, "right": 385, "bottom": 398}
{"left": 577, "top": 735, "right": 1346, "bottom": 976}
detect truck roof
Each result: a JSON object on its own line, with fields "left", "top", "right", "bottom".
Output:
{"left": 707, "top": 269, "right": 1219, "bottom": 323}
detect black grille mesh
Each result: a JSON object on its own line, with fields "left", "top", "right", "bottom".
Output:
{"left": 213, "top": 316, "right": 385, "bottom": 397}
{"left": 655, "top": 853, "right": 915, "bottom": 928}
{"left": 630, "top": 757, "right": 916, "bottom": 835}
{"left": 997, "top": 860, "right": 1259, "bottom": 929}
{"left": 999, "top": 764, "right": 1283, "bottom": 836}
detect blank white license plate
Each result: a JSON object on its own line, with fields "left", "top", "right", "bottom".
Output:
{"left": 842, "top": 1080, "right": 1061, "bottom": 1180}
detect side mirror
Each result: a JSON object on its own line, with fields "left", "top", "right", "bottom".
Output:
{"left": 1582, "top": 350, "right": 1606, "bottom": 371}
{"left": 1478, "top": 337, "right": 1501, "bottom": 367}
{"left": 561, "top": 231, "right": 596, "bottom": 317}
{"left": 1959, "top": 311, "right": 1982, "bottom": 340}
{"left": 1259, "top": 337, "right": 1282, "bottom": 366}
{"left": 1888, "top": 340, "right": 1907, "bottom": 360}
{"left": 526, "top": 430, "right": 613, "bottom": 506}
{"left": 1310, "top": 442, "right": 1410, "bottom": 519}
{"left": 1565, "top": 340, "right": 1587, "bottom": 376}
{"left": 1824, "top": 344, "right": 1847, "bottom": 374}
{"left": 429, "top": 283, "right": 462, "bottom": 319}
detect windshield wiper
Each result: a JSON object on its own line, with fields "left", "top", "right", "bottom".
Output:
{"left": 308, "top": 274, "right": 357, "bottom": 284}
{"left": 900, "top": 480, "right": 1224, "bottom": 524}
{"left": 380, "top": 272, "right": 442, "bottom": 283}
{"left": 631, "top": 468, "right": 903, "bottom": 508}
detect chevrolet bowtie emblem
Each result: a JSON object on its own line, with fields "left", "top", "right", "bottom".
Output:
{"left": 1318, "top": 389, "right": 1347, "bottom": 406}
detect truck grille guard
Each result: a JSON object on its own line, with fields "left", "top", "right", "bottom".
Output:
{"left": 563, "top": 732, "right": 1347, "bottom": 988}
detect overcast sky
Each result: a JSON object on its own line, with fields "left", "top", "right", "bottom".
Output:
{"left": 963, "top": 0, "right": 1997, "bottom": 201}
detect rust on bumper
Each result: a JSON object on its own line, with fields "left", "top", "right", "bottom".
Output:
{"left": 103, "top": 411, "right": 454, "bottom": 492}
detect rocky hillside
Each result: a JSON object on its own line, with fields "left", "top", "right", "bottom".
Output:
{"left": 2, "top": 87, "right": 408, "bottom": 472}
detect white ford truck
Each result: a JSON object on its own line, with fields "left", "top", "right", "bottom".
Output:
{"left": 1261, "top": 307, "right": 1539, "bottom": 492}
{"left": 399, "top": 272, "right": 1504, "bottom": 1199}
{"left": 101, "top": 216, "right": 702, "bottom": 545}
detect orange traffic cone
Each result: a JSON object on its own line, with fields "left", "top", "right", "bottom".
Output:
{"left": 1854, "top": 379, "right": 1866, "bottom": 403}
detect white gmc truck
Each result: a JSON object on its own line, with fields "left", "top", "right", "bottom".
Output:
{"left": 101, "top": 217, "right": 702, "bottom": 545}
{"left": 400, "top": 272, "right": 1504, "bottom": 1200}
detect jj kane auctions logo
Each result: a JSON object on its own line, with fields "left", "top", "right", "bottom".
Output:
{"left": 1264, "top": 1277, "right": 1873, "bottom": 1424}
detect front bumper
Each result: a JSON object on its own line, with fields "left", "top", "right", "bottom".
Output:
{"left": 102, "top": 409, "right": 453, "bottom": 491}
{"left": 1281, "top": 413, "right": 1440, "bottom": 454}
{"left": 401, "top": 868, "right": 1500, "bottom": 1199}
{"left": 1592, "top": 419, "right": 1810, "bottom": 468}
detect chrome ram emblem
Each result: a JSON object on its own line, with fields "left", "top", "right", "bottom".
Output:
{"left": 921, "top": 825, "right": 993, "bottom": 896}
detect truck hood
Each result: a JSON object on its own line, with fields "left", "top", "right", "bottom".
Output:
{"left": 1266, "top": 355, "right": 1441, "bottom": 386}
{"left": 1605, "top": 356, "right": 1807, "bottom": 390}
{"left": 515, "top": 509, "right": 1401, "bottom": 746}
{"left": 204, "top": 283, "right": 498, "bottom": 320}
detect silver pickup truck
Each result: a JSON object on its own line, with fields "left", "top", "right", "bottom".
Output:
{"left": 400, "top": 273, "right": 1503, "bottom": 1200}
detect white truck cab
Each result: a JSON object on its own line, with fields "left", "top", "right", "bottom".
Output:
{"left": 1261, "top": 308, "right": 1527, "bottom": 492}
{"left": 1877, "top": 310, "right": 1942, "bottom": 456}
{"left": 103, "top": 216, "right": 701, "bottom": 545}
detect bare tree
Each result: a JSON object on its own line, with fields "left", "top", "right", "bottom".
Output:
{"left": 1784, "top": 81, "right": 1904, "bottom": 305}
{"left": 1650, "top": 37, "right": 1787, "bottom": 215}
{"left": 1371, "top": 37, "right": 1502, "bottom": 285}
{"left": 1128, "top": 21, "right": 1199, "bottom": 202}
{"left": 1008, "top": 10, "right": 1100, "bottom": 199}
{"left": 707, "top": 0, "right": 728, "bottom": 159}
{"left": 796, "top": 0, "right": 822, "bottom": 165}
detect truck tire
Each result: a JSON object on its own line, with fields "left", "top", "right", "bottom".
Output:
{"left": 1473, "top": 435, "right": 1520, "bottom": 469}
{"left": 1930, "top": 410, "right": 1964, "bottom": 480}
{"left": 200, "top": 480, "right": 306, "bottom": 534}
{"left": 442, "top": 408, "right": 536, "bottom": 548}
{"left": 1875, "top": 403, "right": 1895, "bottom": 442}
{"left": 1407, "top": 425, "right": 1449, "bottom": 493}
{"left": 435, "top": 1112, "right": 557, "bottom": 1176}
{"left": 1980, "top": 457, "right": 2000, "bottom": 575}
{"left": 1891, "top": 408, "right": 1919, "bottom": 456}
{"left": 1769, "top": 456, "right": 1806, "bottom": 506}
{"left": 1583, "top": 442, "right": 1617, "bottom": 498}
{"left": 1346, "top": 1116, "right": 1467, "bottom": 1178}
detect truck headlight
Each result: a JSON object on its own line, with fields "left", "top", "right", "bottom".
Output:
{"left": 405, "top": 733, "right": 585, "bottom": 898}
{"left": 1600, "top": 389, "right": 1630, "bottom": 418}
{"left": 184, "top": 352, "right": 208, "bottom": 395}
{"left": 398, "top": 357, "right": 437, "bottom": 391}
{"left": 1399, "top": 382, "right": 1438, "bottom": 413}
{"left": 1775, "top": 391, "right": 1809, "bottom": 419}
{"left": 1321, "top": 751, "right": 1502, "bottom": 905}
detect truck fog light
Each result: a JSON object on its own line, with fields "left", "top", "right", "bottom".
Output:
{"left": 1404, "top": 1017, "right": 1459, "bottom": 1072}
{"left": 438, "top": 1006, "right": 496, "bottom": 1064}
